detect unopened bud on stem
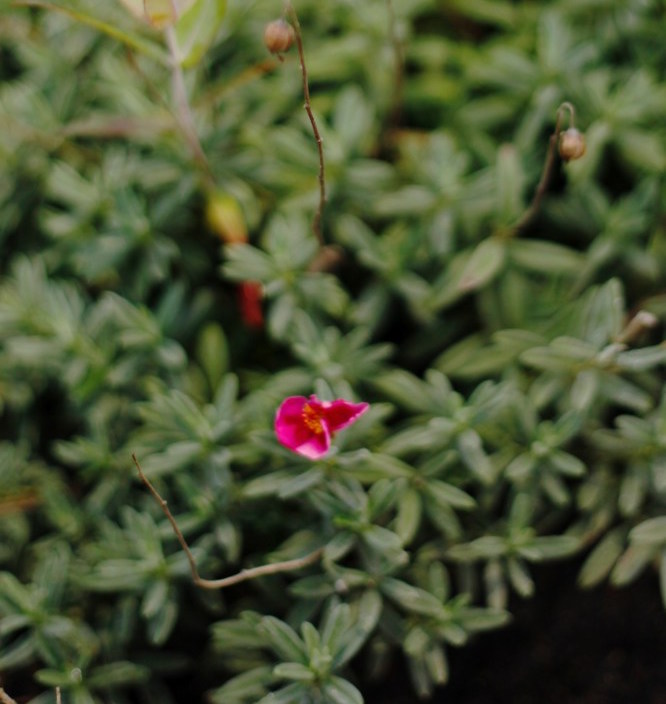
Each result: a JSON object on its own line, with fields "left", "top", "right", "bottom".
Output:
{"left": 264, "top": 19, "right": 295, "bottom": 54}
{"left": 558, "top": 127, "right": 586, "bottom": 162}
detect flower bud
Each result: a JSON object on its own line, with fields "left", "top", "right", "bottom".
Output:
{"left": 263, "top": 19, "right": 295, "bottom": 54}
{"left": 205, "top": 192, "right": 247, "bottom": 244}
{"left": 558, "top": 128, "right": 586, "bottom": 162}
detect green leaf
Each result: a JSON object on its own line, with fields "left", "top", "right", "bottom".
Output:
{"left": 197, "top": 323, "right": 229, "bottom": 390}
{"left": 629, "top": 517, "right": 666, "bottom": 546}
{"left": 0, "top": 633, "right": 35, "bottom": 669}
{"left": 259, "top": 617, "right": 307, "bottom": 664}
{"left": 394, "top": 488, "right": 422, "bottom": 545}
{"left": 333, "top": 590, "right": 382, "bottom": 667}
{"left": 212, "top": 617, "right": 267, "bottom": 651}
{"left": 484, "top": 558, "right": 507, "bottom": 609}
{"left": 320, "top": 603, "right": 351, "bottom": 656}
{"left": 404, "top": 625, "right": 430, "bottom": 656}
{"left": 448, "top": 536, "right": 507, "bottom": 561}
{"left": 518, "top": 535, "right": 579, "bottom": 561}
{"left": 618, "top": 468, "right": 648, "bottom": 517}
{"left": 257, "top": 682, "right": 309, "bottom": 704}
{"left": 549, "top": 451, "right": 586, "bottom": 478}
{"left": 86, "top": 661, "right": 150, "bottom": 688}
{"left": 610, "top": 544, "right": 655, "bottom": 586}
{"left": 424, "top": 479, "right": 476, "bottom": 510}
{"left": 578, "top": 528, "right": 625, "bottom": 588}
{"left": 322, "top": 676, "right": 364, "bottom": 704}
{"left": 509, "top": 240, "right": 584, "bottom": 275}
{"left": 380, "top": 578, "right": 444, "bottom": 617}
{"left": 146, "top": 598, "right": 178, "bottom": 645}
{"left": 324, "top": 532, "right": 356, "bottom": 563}
{"left": 278, "top": 468, "right": 325, "bottom": 499}
{"left": 19, "top": 1, "right": 168, "bottom": 64}
{"left": 300, "top": 621, "right": 320, "bottom": 657}
{"left": 272, "top": 662, "right": 315, "bottom": 682}
{"left": 506, "top": 557, "right": 534, "bottom": 597}
{"left": 174, "top": 0, "right": 227, "bottom": 68}
{"left": 241, "top": 471, "right": 294, "bottom": 499}
{"left": 34, "top": 668, "right": 72, "bottom": 687}
{"left": 334, "top": 85, "right": 374, "bottom": 154}
{"left": 141, "top": 579, "right": 169, "bottom": 619}
{"left": 208, "top": 666, "right": 274, "bottom": 704}
{"left": 456, "top": 429, "right": 495, "bottom": 485}
{"left": 457, "top": 238, "right": 506, "bottom": 294}
{"left": 362, "top": 526, "right": 408, "bottom": 567}
{"left": 0, "top": 573, "right": 34, "bottom": 613}
{"left": 424, "top": 643, "right": 448, "bottom": 686}
{"left": 495, "top": 144, "right": 524, "bottom": 223}
{"left": 616, "top": 345, "right": 666, "bottom": 372}
{"left": 459, "top": 607, "right": 511, "bottom": 632}
{"left": 222, "top": 244, "right": 276, "bottom": 282}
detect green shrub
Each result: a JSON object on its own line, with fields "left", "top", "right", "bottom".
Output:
{"left": 1, "top": 0, "right": 665, "bottom": 702}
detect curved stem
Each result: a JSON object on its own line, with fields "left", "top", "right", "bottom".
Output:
{"left": 284, "top": 2, "right": 326, "bottom": 246}
{"left": 132, "top": 454, "right": 323, "bottom": 590}
{"left": 513, "top": 101, "right": 576, "bottom": 233}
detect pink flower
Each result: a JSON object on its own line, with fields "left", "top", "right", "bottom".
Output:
{"left": 275, "top": 395, "right": 369, "bottom": 459}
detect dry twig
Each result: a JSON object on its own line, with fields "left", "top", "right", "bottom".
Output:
{"left": 0, "top": 688, "right": 18, "bottom": 704}
{"left": 514, "top": 101, "right": 577, "bottom": 233}
{"left": 132, "top": 454, "right": 323, "bottom": 589}
{"left": 284, "top": 2, "right": 326, "bottom": 246}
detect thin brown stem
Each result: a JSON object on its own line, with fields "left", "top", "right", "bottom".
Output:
{"left": 615, "top": 310, "right": 658, "bottom": 345}
{"left": 284, "top": 2, "right": 326, "bottom": 246}
{"left": 513, "top": 102, "right": 576, "bottom": 233}
{"left": 0, "top": 688, "right": 17, "bottom": 704}
{"left": 132, "top": 454, "right": 324, "bottom": 589}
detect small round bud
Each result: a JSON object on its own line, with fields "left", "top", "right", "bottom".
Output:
{"left": 558, "top": 128, "right": 586, "bottom": 162}
{"left": 263, "top": 19, "right": 295, "bottom": 54}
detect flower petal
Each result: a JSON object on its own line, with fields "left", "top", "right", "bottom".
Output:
{"left": 275, "top": 396, "right": 331, "bottom": 459}
{"left": 321, "top": 399, "right": 370, "bottom": 433}
{"left": 291, "top": 427, "right": 331, "bottom": 459}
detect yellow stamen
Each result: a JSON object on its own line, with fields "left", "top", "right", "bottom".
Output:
{"left": 302, "top": 403, "right": 324, "bottom": 434}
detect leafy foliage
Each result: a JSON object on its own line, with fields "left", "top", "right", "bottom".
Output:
{"left": 1, "top": 0, "right": 665, "bottom": 702}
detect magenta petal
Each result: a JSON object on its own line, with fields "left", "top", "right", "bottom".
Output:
{"left": 274, "top": 395, "right": 369, "bottom": 460}
{"left": 275, "top": 396, "right": 310, "bottom": 448}
{"left": 274, "top": 395, "right": 331, "bottom": 459}
{"left": 291, "top": 427, "right": 331, "bottom": 459}
{"left": 321, "top": 399, "right": 370, "bottom": 433}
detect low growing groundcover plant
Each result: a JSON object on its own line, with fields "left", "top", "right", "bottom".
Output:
{"left": 1, "top": 0, "right": 665, "bottom": 702}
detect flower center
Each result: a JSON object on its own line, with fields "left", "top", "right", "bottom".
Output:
{"left": 302, "top": 403, "right": 324, "bottom": 434}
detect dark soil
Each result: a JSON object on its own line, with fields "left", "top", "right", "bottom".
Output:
{"left": 366, "top": 560, "right": 666, "bottom": 704}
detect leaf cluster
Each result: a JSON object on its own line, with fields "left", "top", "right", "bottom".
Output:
{"left": 1, "top": 0, "right": 665, "bottom": 702}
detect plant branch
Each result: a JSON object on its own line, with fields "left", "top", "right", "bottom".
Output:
{"left": 0, "top": 689, "right": 17, "bottom": 704}
{"left": 513, "top": 101, "right": 576, "bottom": 233}
{"left": 616, "top": 310, "right": 658, "bottom": 345}
{"left": 132, "top": 454, "right": 324, "bottom": 589}
{"left": 284, "top": 2, "right": 326, "bottom": 246}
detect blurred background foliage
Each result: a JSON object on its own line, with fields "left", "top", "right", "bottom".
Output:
{"left": 1, "top": 0, "right": 665, "bottom": 701}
